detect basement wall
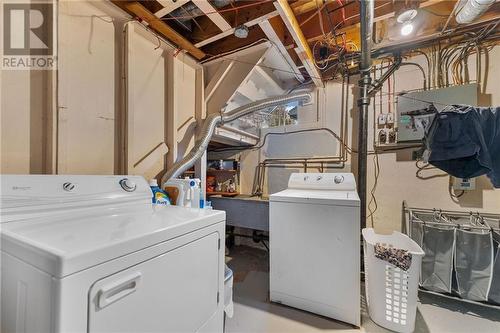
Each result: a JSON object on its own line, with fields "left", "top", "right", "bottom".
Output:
{"left": 0, "top": 0, "right": 202, "bottom": 181}
{"left": 362, "top": 46, "right": 500, "bottom": 233}
{"left": 211, "top": 45, "right": 500, "bottom": 233}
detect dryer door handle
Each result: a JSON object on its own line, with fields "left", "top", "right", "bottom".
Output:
{"left": 97, "top": 272, "right": 142, "bottom": 309}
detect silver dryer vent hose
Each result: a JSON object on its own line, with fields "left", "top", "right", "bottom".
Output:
{"left": 161, "top": 91, "right": 312, "bottom": 186}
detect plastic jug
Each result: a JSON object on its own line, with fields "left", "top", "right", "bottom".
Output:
{"left": 149, "top": 179, "right": 171, "bottom": 205}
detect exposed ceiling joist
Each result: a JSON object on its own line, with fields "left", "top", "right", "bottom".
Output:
{"left": 201, "top": 25, "right": 266, "bottom": 56}
{"left": 275, "top": 0, "right": 323, "bottom": 87}
{"left": 258, "top": 17, "right": 305, "bottom": 82}
{"left": 291, "top": 0, "right": 329, "bottom": 16}
{"left": 195, "top": 10, "right": 279, "bottom": 48}
{"left": 194, "top": 0, "right": 232, "bottom": 32}
{"left": 111, "top": 1, "right": 205, "bottom": 60}
{"left": 297, "top": 0, "right": 451, "bottom": 46}
{"left": 154, "top": 0, "right": 189, "bottom": 17}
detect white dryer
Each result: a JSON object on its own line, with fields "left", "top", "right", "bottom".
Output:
{"left": 0, "top": 175, "right": 225, "bottom": 333}
{"left": 269, "top": 173, "right": 360, "bottom": 326}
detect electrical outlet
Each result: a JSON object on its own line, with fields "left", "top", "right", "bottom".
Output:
{"left": 453, "top": 177, "right": 476, "bottom": 191}
{"left": 387, "top": 112, "right": 394, "bottom": 124}
{"left": 378, "top": 113, "right": 387, "bottom": 125}
{"left": 388, "top": 129, "right": 396, "bottom": 143}
{"left": 378, "top": 129, "right": 387, "bottom": 144}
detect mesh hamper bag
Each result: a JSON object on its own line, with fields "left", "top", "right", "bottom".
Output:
{"left": 485, "top": 220, "right": 500, "bottom": 304}
{"left": 488, "top": 240, "right": 500, "bottom": 304}
{"left": 410, "top": 212, "right": 449, "bottom": 248}
{"left": 420, "top": 225, "right": 455, "bottom": 293}
{"left": 455, "top": 229, "right": 494, "bottom": 301}
{"left": 363, "top": 228, "right": 425, "bottom": 333}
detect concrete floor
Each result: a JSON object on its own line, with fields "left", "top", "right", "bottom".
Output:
{"left": 225, "top": 246, "right": 500, "bottom": 333}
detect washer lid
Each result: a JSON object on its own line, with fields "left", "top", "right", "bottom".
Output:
{"left": 269, "top": 189, "right": 360, "bottom": 206}
{"left": 1, "top": 204, "right": 225, "bottom": 278}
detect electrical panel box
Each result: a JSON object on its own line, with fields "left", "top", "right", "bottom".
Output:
{"left": 396, "top": 84, "right": 479, "bottom": 142}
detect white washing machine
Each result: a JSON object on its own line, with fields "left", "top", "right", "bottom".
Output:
{"left": 269, "top": 173, "right": 360, "bottom": 326}
{"left": 0, "top": 175, "right": 225, "bottom": 333}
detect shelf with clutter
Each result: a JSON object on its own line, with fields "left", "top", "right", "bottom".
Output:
{"left": 206, "top": 160, "right": 239, "bottom": 197}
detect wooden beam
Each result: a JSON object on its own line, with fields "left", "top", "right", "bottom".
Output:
{"left": 193, "top": 0, "right": 232, "bottom": 31}
{"left": 259, "top": 17, "right": 305, "bottom": 81}
{"left": 111, "top": 1, "right": 205, "bottom": 60}
{"left": 275, "top": 0, "right": 323, "bottom": 87}
{"left": 298, "top": 0, "right": 451, "bottom": 44}
{"left": 191, "top": 1, "right": 276, "bottom": 48}
{"left": 154, "top": 0, "right": 189, "bottom": 18}
{"left": 195, "top": 10, "right": 279, "bottom": 48}
{"left": 201, "top": 24, "right": 266, "bottom": 56}
{"left": 205, "top": 60, "right": 235, "bottom": 101}
{"left": 291, "top": 0, "right": 331, "bottom": 16}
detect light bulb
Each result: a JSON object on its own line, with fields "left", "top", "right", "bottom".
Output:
{"left": 401, "top": 22, "right": 414, "bottom": 36}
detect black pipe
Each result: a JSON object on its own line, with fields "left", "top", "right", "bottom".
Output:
{"left": 368, "top": 55, "right": 402, "bottom": 96}
{"left": 357, "top": 0, "right": 374, "bottom": 230}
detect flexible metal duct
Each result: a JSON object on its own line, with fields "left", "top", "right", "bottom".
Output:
{"left": 455, "top": 0, "right": 495, "bottom": 24}
{"left": 161, "top": 92, "right": 312, "bottom": 186}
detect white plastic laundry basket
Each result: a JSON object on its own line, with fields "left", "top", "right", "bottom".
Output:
{"left": 363, "top": 228, "right": 425, "bottom": 333}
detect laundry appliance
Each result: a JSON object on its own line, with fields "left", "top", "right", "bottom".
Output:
{"left": 269, "top": 172, "right": 360, "bottom": 326}
{"left": 0, "top": 175, "right": 225, "bottom": 333}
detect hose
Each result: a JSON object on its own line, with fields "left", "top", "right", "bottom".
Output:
{"left": 161, "top": 91, "right": 312, "bottom": 186}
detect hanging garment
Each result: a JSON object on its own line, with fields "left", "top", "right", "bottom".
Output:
{"left": 455, "top": 229, "right": 494, "bottom": 302}
{"left": 374, "top": 243, "right": 412, "bottom": 271}
{"left": 420, "top": 225, "right": 455, "bottom": 293}
{"left": 425, "top": 106, "right": 500, "bottom": 188}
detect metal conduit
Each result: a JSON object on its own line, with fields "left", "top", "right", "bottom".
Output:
{"left": 357, "top": 0, "right": 374, "bottom": 230}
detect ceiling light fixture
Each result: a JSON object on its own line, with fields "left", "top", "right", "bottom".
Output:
{"left": 401, "top": 22, "right": 414, "bottom": 36}
{"left": 234, "top": 25, "right": 249, "bottom": 39}
{"left": 396, "top": 7, "right": 418, "bottom": 37}
{"left": 396, "top": 8, "right": 418, "bottom": 24}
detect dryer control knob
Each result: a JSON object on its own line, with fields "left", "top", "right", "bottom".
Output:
{"left": 63, "top": 182, "right": 76, "bottom": 192}
{"left": 334, "top": 175, "right": 344, "bottom": 184}
{"left": 120, "top": 178, "right": 137, "bottom": 192}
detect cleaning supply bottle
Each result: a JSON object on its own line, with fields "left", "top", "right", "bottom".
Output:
{"left": 149, "top": 179, "right": 171, "bottom": 205}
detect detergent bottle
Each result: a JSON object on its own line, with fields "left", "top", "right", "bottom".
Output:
{"left": 149, "top": 179, "right": 171, "bottom": 205}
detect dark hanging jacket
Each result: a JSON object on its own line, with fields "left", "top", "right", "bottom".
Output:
{"left": 425, "top": 105, "right": 500, "bottom": 188}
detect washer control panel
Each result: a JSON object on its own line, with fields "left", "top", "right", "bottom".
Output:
{"left": 288, "top": 173, "right": 356, "bottom": 190}
{"left": 1, "top": 175, "right": 151, "bottom": 220}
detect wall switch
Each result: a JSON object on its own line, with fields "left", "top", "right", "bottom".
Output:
{"left": 378, "top": 113, "right": 387, "bottom": 125}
